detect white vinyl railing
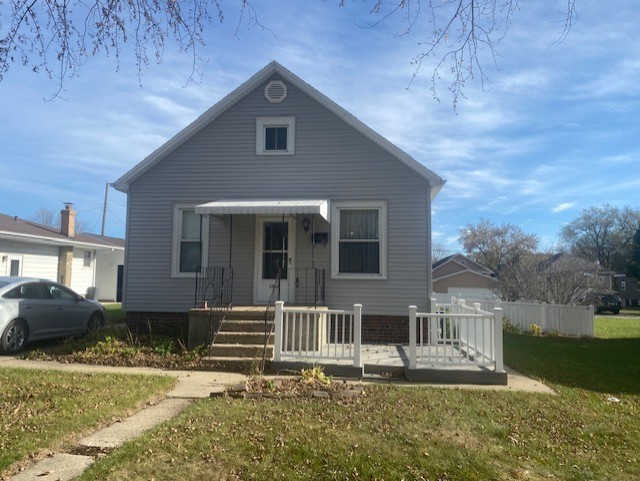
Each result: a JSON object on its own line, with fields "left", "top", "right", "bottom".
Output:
{"left": 409, "top": 298, "right": 504, "bottom": 372}
{"left": 273, "top": 301, "right": 362, "bottom": 367}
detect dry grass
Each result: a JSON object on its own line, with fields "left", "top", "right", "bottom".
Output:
{"left": 0, "top": 367, "right": 174, "bottom": 478}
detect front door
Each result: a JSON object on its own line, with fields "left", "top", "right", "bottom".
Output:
{"left": 254, "top": 217, "right": 295, "bottom": 303}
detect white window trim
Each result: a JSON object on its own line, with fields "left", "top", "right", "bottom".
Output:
{"left": 331, "top": 201, "right": 387, "bottom": 280}
{"left": 256, "top": 116, "right": 296, "bottom": 155}
{"left": 171, "top": 204, "right": 210, "bottom": 278}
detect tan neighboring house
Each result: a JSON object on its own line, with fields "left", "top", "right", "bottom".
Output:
{"left": 0, "top": 205, "right": 124, "bottom": 301}
{"left": 432, "top": 253, "right": 498, "bottom": 298}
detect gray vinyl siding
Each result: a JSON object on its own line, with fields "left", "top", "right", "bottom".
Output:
{"left": 208, "top": 215, "right": 255, "bottom": 304}
{"left": 124, "top": 74, "right": 433, "bottom": 315}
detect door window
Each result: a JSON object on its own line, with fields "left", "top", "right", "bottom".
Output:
{"left": 262, "top": 222, "right": 288, "bottom": 280}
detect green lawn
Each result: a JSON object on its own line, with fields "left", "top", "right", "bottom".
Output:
{"left": 596, "top": 315, "right": 640, "bottom": 339}
{"left": 102, "top": 302, "right": 125, "bottom": 324}
{"left": 76, "top": 322, "right": 640, "bottom": 481}
{"left": 0, "top": 368, "right": 175, "bottom": 476}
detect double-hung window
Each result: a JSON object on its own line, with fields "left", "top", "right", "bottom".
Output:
{"left": 256, "top": 117, "right": 295, "bottom": 155}
{"left": 172, "top": 205, "right": 209, "bottom": 277}
{"left": 331, "top": 201, "right": 387, "bottom": 279}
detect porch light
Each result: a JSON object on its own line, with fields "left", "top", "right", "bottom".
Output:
{"left": 302, "top": 217, "right": 311, "bottom": 234}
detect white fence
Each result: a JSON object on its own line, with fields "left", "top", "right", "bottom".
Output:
{"left": 499, "top": 301, "right": 594, "bottom": 337}
{"left": 434, "top": 294, "right": 596, "bottom": 337}
{"left": 409, "top": 299, "right": 504, "bottom": 372}
{"left": 273, "top": 301, "right": 362, "bottom": 367}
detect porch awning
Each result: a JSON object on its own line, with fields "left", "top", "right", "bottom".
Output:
{"left": 195, "top": 200, "right": 329, "bottom": 221}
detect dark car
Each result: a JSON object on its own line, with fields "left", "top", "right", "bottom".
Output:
{"left": 0, "top": 276, "right": 106, "bottom": 354}
{"left": 583, "top": 292, "right": 623, "bottom": 314}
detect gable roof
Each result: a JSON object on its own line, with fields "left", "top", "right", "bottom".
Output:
{"left": 0, "top": 213, "right": 124, "bottom": 250}
{"left": 432, "top": 253, "right": 494, "bottom": 275}
{"left": 112, "top": 61, "right": 446, "bottom": 199}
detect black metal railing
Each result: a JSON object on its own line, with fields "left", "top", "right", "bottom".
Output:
{"left": 293, "top": 268, "right": 325, "bottom": 306}
{"left": 194, "top": 266, "right": 233, "bottom": 308}
{"left": 194, "top": 267, "right": 234, "bottom": 357}
{"left": 260, "top": 269, "right": 282, "bottom": 373}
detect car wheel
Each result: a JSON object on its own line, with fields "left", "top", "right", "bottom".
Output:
{"left": 612, "top": 309, "right": 620, "bottom": 315}
{"left": 1, "top": 320, "right": 28, "bottom": 354}
{"left": 87, "top": 312, "right": 104, "bottom": 333}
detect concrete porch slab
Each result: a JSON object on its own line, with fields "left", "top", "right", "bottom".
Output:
{"left": 275, "top": 344, "right": 517, "bottom": 386}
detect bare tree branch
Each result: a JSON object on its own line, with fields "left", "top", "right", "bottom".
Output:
{"left": 0, "top": 0, "right": 577, "bottom": 104}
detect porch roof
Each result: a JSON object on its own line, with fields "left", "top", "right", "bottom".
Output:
{"left": 195, "top": 200, "right": 329, "bottom": 221}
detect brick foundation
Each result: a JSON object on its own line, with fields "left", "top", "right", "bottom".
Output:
{"left": 362, "top": 315, "right": 409, "bottom": 343}
{"left": 126, "top": 311, "right": 413, "bottom": 344}
{"left": 126, "top": 312, "right": 189, "bottom": 341}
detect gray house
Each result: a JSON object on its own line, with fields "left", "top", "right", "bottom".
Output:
{"left": 613, "top": 274, "right": 639, "bottom": 306}
{"left": 113, "top": 61, "right": 445, "bottom": 342}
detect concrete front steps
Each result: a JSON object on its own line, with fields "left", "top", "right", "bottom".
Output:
{"left": 202, "top": 308, "right": 274, "bottom": 373}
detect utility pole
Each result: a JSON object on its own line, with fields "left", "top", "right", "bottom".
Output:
{"left": 101, "top": 181, "right": 109, "bottom": 236}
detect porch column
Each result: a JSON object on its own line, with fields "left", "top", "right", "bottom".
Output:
{"left": 409, "top": 305, "right": 417, "bottom": 369}
{"left": 493, "top": 307, "right": 504, "bottom": 373}
{"left": 57, "top": 246, "right": 73, "bottom": 287}
{"left": 228, "top": 214, "right": 233, "bottom": 268}
{"left": 353, "top": 304, "right": 362, "bottom": 368}
{"left": 311, "top": 214, "right": 316, "bottom": 269}
{"left": 274, "top": 301, "right": 284, "bottom": 362}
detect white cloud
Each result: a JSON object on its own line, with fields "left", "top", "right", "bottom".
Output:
{"left": 446, "top": 236, "right": 460, "bottom": 246}
{"left": 552, "top": 202, "right": 577, "bottom": 213}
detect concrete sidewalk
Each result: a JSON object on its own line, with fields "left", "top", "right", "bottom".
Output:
{"left": 1, "top": 358, "right": 247, "bottom": 481}
{"left": 1, "top": 357, "right": 553, "bottom": 480}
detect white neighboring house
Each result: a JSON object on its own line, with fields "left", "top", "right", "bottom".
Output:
{"left": 0, "top": 206, "right": 125, "bottom": 302}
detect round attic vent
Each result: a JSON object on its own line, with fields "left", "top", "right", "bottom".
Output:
{"left": 265, "top": 80, "right": 287, "bottom": 103}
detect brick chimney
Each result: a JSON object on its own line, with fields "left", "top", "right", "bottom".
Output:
{"left": 60, "top": 203, "right": 76, "bottom": 238}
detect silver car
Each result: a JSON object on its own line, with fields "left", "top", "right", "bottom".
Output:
{"left": 0, "top": 277, "right": 106, "bottom": 354}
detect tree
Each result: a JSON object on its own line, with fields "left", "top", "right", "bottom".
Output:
{"left": 499, "top": 252, "right": 608, "bottom": 304}
{"left": 0, "top": 0, "right": 577, "bottom": 103}
{"left": 560, "top": 205, "right": 640, "bottom": 272}
{"left": 458, "top": 218, "right": 538, "bottom": 278}
{"left": 459, "top": 219, "right": 613, "bottom": 303}
{"left": 30, "top": 208, "right": 58, "bottom": 228}
{"left": 431, "top": 241, "right": 451, "bottom": 264}
{"left": 30, "top": 208, "right": 89, "bottom": 234}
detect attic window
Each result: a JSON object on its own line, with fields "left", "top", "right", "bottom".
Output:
{"left": 256, "top": 117, "right": 295, "bottom": 155}
{"left": 264, "top": 80, "right": 287, "bottom": 103}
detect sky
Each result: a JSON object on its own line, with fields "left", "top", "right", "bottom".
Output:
{"left": 0, "top": 1, "right": 638, "bottom": 254}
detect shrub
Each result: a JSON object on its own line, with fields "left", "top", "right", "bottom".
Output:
{"left": 503, "top": 316, "right": 522, "bottom": 334}
{"left": 301, "top": 366, "right": 331, "bottom": 385}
